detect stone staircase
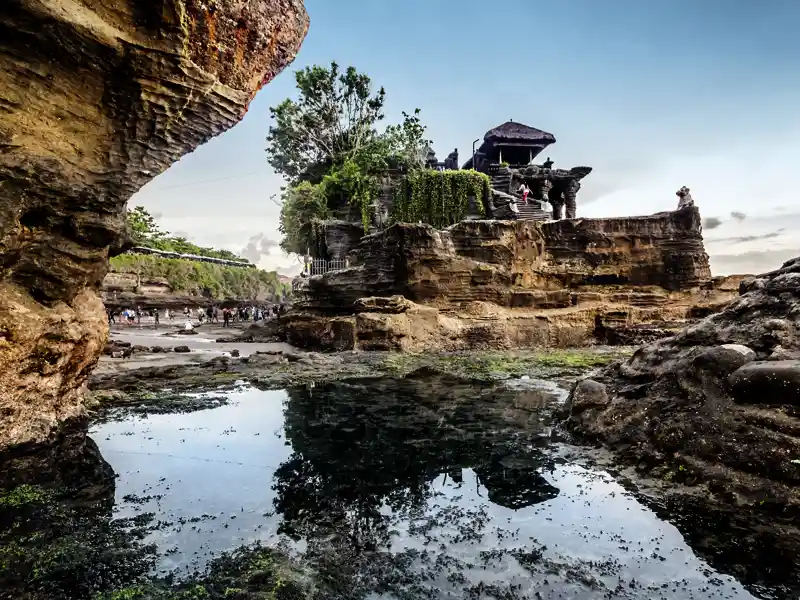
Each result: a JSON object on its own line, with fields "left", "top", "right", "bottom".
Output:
{"left": 517, "top": 202, "right": 551, "bottom": 221}
{"left": 490, "top": 171, "right": 512, "bottom": 193}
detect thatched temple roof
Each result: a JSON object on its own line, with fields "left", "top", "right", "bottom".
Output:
{"left": 483, "top": 121, "right": 556, "bottom": 145}
{"left": 461, "top": 120, "right": 557, "bottom": 170}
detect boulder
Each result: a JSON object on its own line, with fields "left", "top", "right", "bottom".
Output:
{"left": 173, "top": 346, "right": 191, "bottom": 354}
{"left": 0, "top": 0, "right": 309, "bottom": 449}
{"left": 563, "top": 379, "right": 609, "bottom": 414}
{"left": 729, "top": 360, "right": 800, "bottom": 405}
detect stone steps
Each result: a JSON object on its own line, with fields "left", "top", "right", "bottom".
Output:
{"left": 517, "top": 203, "right": 550, "bottom": 222}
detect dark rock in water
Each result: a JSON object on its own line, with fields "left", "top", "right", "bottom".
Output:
{"left": 174, "top": 346, "right": 191, "bottom": 354}
{"left": 150, "top": 346, "right": 165, "bottom": 353}
{"left": 230, "top": 349, "right": 240, "bottom": 358}
{"left": 564, "top": 255, "right": 800, "bottom": 588}
{"left": 563, "top": 378, "right": 609, "bottom": 415}
{"left": 729, "top": 360, "right": 800, "bottom": 405}
{"left": 131, "top": 345, "right": 149, "bottom": 354}
{"left": 0, "top": 0, "right": 309, "bottom": 450}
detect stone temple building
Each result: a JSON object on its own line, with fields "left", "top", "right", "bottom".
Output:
{"left": 313, "top": 120, "right": 593, "bottom": 265}
{"left": 461, "top": 120, "right": 556, "bottom": 172}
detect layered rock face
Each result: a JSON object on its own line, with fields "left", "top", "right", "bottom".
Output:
{"left": 0, "top": 0, "right": 308, "bottom": 448}
{"left": 287, "top": 207, "right": 733, "bottom": 351}
{"left": 564, "top": 256, "right": 800, "bottom": 587}
{"left": 538, "top": 208, "right": 711, "bottom": 290}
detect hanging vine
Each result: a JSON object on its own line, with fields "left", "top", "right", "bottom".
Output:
{"left": 390, "top": 170, "right": 489, "bottom": 227}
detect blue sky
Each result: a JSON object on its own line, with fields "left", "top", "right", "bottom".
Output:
{"left": 133, "top": 0, "right": 800, "bottom": 275}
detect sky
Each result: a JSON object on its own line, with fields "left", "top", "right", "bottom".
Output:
{"left": 132, "top": 0, "right": 800, "bottom": 276}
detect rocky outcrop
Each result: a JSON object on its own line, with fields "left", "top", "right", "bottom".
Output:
{"left": 564, "top": 256, "right": 800, "bottom": 559}
{"left": 538, "top": 207, "right": 710, "bottom": 290}
{"left": 0, "top": 0, "right": 308, "bottom": 449}
{"left": 285, "top": 207, "right": 735, "bottom": 351}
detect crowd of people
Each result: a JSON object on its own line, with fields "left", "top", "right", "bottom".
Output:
{"left": 106, "top": 303, "right": 287, "bottom": 327}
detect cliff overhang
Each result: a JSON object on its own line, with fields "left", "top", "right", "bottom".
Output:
{"left": 0, "top": 0, "right": 309, "bottom": 449}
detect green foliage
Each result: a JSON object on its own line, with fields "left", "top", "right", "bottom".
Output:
{"left": 266, "top": 61, "right": 387, "bottom": 185}
{"left": 320, "top": 159, "right": 378, "bottom": 231}
{"left": 269, "top": 63, "right": 434, "bottom": 247}
{"left": 109, "top": 255, "right": 283, "bottom": 301}
{"left": 126, "top": 207, "right": 248, "bottom": 263}
{"left": 278, "top": 182, "right": 329, "bottom": 255}
{"left": 390, "top": 170, "right": 489, "bottom": 228}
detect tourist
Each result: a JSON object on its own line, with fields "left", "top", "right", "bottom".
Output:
{"left": 136, "top": 306, "right": 142, "bottom": 325}
{"left": 222, "top": 308, "right": 230, "bottom": 327}
{"left": 517, "top": 182, "right": 531, "bottom": 204}
{"left": 153, "top": 308, "right": 159, "bottom": 326}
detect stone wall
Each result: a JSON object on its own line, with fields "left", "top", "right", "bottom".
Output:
{"left": 299, "top": 207, "right": 711, "bottom": 311}
{"left": 0, "top": 0, "right": 308, "bottom": 450}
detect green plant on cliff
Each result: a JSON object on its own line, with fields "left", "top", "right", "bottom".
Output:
{"left": 126, "top": 206, "right": 247, "bottom": 262}
{"left": 390, "top": 170, "right": 489, "bottom": 227}
{"left": 109, "top": 255, "right": 283, "bottom": 301}
{"left": 269, "top": 63, "right": 432, "bottom": 245}
{"left": 266, "top": 61, "right": 387, "bottom": 185}
{"left": 278, "top": 181, "right": 330, "bottom": 255}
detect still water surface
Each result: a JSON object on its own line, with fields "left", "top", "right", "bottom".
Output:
{"left": 88, "top": 376, "right": 764, "bottom": 599}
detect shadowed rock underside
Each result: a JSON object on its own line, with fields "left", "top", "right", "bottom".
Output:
{"left": 0, "top": 0, "right": 309, "bottom": 448}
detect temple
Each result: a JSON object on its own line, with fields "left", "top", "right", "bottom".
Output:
{"left": 462, "top": 121, "right": 556, "bottom": 172}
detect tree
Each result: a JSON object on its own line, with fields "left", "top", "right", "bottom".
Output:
{"left": 266, "top": 62, "right": 386, "bottom": 184}
{"left": 126, "top": 206, "right": 167, "bottom": 246}
{"left": 278, "top": 182, "right": 330, "bottom": 255}
{"left": 382, "top": 109, "right": 430, "bottom": 171}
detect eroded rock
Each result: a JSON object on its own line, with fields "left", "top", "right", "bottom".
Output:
{"left": 0, "top": 0, "right": 309, "bottom": 449}
{"left": 564, "top": 255, "right": 800, "bottom": 518}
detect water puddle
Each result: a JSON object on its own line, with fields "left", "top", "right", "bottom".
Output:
{"left": 2, "top": 374, "right": 787, "bottom": 598}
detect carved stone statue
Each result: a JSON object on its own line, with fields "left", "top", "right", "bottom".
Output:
{"left": 676, "top": 186, "right": 694, "bottom": 210}
{"left": 424, "top": 146, "right": 438, "bottom": 169}
{"left": 444, "top": 148, "right": 459, "bottom": 170}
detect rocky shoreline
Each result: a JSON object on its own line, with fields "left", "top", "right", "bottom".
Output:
{"left": 563, "top": 255, "right": 800, "bottom": 592}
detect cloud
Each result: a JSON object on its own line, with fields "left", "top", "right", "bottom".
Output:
{"left": 709, "top": 249, "right": 799, "bottom": 276}
{"left": 709, "top": 231, "right": 783, "bottom": 245}
{"left": 240, "top": 233, "right": 280, "bottom": 263}
{"left": 730, "top": 211, "right": 747, "bottom": 221}
{"left": 276, "top": 264, "right": 301, "bottom": 277}
{"left": 704, "top": 217, "right": 723, "bottom": 229}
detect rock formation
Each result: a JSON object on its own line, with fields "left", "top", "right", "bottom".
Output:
{"left": 564, "top": 256, "right": 800, "bottom": 575}
{"left": 0, "top": 0, "right": 309, "bottom": 449}
{"left": 285, "top": 207, "right": 738, "bottom": 351}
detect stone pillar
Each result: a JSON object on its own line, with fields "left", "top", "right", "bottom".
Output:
{"left": 565, "top": 179, "right": 581, "bottom": 219}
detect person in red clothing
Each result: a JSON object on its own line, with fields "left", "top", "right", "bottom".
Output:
{"left": 517, "top": 182, "right": 531, "bottom": 204}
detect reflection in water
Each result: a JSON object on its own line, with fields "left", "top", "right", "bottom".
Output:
{"left": 275, "top": 376, "right": 559, "bottom": 541}
{"left": 1, "top": 375, "right": 793, "bottom": 599}
{"left": 0, "top": 423, "right": 156, "bottom": 600}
